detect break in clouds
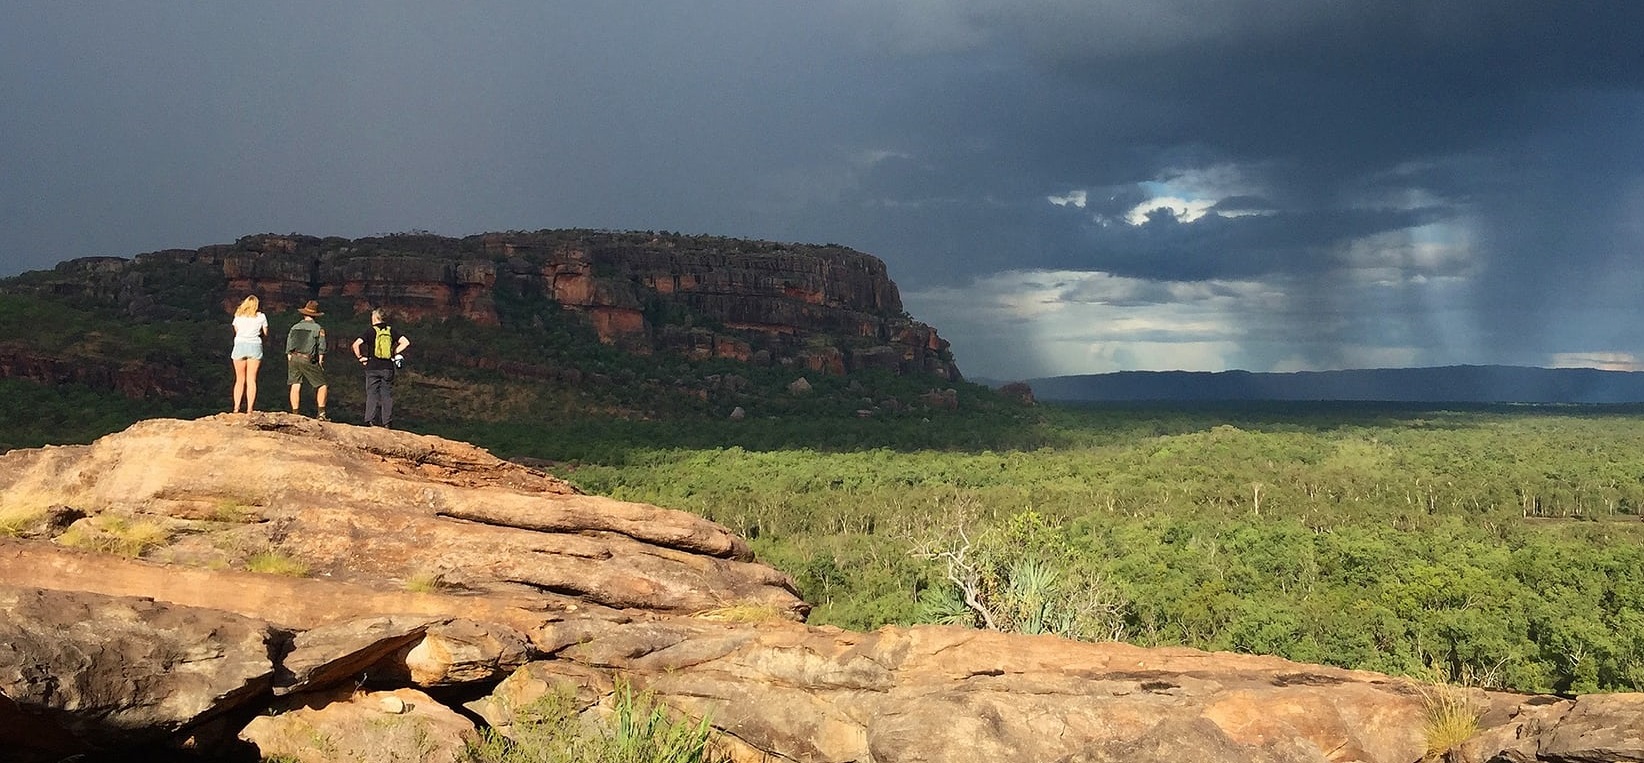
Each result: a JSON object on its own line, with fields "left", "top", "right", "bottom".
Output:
{"left": 2, "top": 1, "right": 1642, "bottom": 378}
{"left": 861, "top": 1, "right": 1644, "bottom": 377}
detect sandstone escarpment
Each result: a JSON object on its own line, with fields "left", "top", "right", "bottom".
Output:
{"left": 3, "top": 416, "right": 1642, "bottom": 762}
{"left": 32, "top": 230, "right": 961, "bottom": 380}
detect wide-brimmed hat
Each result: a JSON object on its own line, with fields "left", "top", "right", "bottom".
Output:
{"left": 297, "top": 300, "right": 324, "bottom": 317}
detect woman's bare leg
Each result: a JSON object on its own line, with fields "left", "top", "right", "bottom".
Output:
{"left": 232, "top": 357, "right": 249, "bottom": 413}
{"left": 244, "top": 357, "right": 261, "bottom": 411}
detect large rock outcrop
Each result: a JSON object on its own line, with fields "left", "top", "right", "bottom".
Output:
{"left": 0, "top": 414, "right": 802, "bottom": 620}
{"left": 24, "top": 230, "right": 961, "bottom": 380}
{"left": 2, "top": 415, "right": 1642, "bottom": 762}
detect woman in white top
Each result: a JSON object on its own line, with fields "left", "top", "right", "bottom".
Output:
{"left": 230, "top": 295, "right": 269, "bottom": 413}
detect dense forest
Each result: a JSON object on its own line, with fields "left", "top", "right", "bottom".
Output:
{"left": 451, "top": 403, "right": 1644, "bottom": 696}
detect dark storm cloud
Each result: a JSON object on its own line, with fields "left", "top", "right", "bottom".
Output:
{"left": 830, "top": 1, "right": 1644, "bottom": 282}
{"left": 2, "top": 2, "right": 1642, "bottom": 375}
{"left": 842, "top": 1, "right": 1644, "bottom": 372}
{"left": 0, "top": 2, "right": 887, "bottom": 273}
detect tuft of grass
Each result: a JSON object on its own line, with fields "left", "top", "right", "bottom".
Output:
{"left": 404, "top": 570, "right": 448, "bottom": 594}
{"left": 0, "top": 505, "right": 46, "bottom": 537}
{"left": 608, "top": 681, "right": 726, "bottom": 763}
{"left": 209, "top": 497, "right": 261, "bottom": 524}
{"left": 55, "top": 516, "right": 170, "bottom": 557}
{"left": 464, "top": 690, "right": 601, "bottom": 763}
{"left": 245, "top": 548, "right": 310, "bottom": 577}
{"left": 690, "top": 603, "right": 790, "bottom": 624}
{"left": 463, "top": 681, "right": 730, "bottom": 763}
{"left": 1418, "top": 682, "right": 1485, "bottom": 762}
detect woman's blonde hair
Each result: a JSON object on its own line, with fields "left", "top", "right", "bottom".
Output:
{"left": 235, "top": 295, "right": 260, "bottom": 318}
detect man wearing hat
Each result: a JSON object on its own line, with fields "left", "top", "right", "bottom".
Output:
{"left": 285, "top": 300, "right": 330, "bottom": 420}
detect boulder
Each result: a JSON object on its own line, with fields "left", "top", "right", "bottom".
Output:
{"left": 0, "top": 586, "right": 275, "bottom": 761}
{"left": 277, "top": 614, "right": 441, "bottom": 695}
{"left": 240, "top": 686, "right": 475, "bottom": 763}
{"left": 918, "top": 388, "right": 959, "bottom": 410}
{"left": 391, "top": 619, "right": 535, "bottom": 687}
{"left": 1537, "top": 693, "right": 1644, "bottom": 762}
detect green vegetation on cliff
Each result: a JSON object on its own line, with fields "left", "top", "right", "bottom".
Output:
{"left": 0, "top": 230, "right": 974, "bottom": 435}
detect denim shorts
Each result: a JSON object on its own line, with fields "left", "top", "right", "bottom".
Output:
{"left": 231, "top": 338, "right": 263, "bottom": 360}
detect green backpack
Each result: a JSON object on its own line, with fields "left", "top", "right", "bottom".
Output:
{"left": 285, "top": 322, "right": 322, "bottom": 361}
{"left": 372, "top": 326, "right": 394, "bottom": 359}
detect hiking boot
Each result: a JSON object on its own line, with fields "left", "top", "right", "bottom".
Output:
{"left": 317, "top": 410, "right": 329, "bottom": 422}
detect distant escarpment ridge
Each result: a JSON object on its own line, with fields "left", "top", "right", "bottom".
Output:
{"left": 1029, "top": 365, "right": 1644, "bottom": 404}
{"left": 23, "top": 230, "right": 959, "bottom": 380}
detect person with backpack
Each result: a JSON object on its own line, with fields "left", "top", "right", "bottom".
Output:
{"left": 285, "top": 300, "right": 330, "bottom": 420}
{"left": 350, "top": 308, "right": 410, "bottom": 428}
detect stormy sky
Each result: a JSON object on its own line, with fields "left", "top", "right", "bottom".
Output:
{"left": 3, "top": 2, "right": 1642, "bottom": 380}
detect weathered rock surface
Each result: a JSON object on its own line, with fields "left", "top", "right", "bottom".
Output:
{"left": 240, "top": 686, "right": 476, "bottom": 763}
{"left": 488, "top": 619, "right": 1436, "bottom": 763}
{"left": 3, "top": 415, "right": 1644, "bottom": 762}
{"left": 1536, "top": 693, "right": 1644, "bottom": 762}
{"left": 0, "top": 587, "right": 275, "bottom": 761}
{"left": 0, "top": 413, "right": 805, "bottom": 619}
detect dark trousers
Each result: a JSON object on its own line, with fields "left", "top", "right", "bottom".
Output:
{"left": 364, "top": 368, "right": 396, "bottom": 426}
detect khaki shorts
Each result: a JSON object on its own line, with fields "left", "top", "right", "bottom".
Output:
{"left": 287, "top": 354, "right": 327, "bottom": 388}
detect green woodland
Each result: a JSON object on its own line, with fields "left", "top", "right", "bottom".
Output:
{"left": 5, "top": 274, "right": 1644, "bottom": 697}
{"left": 466, "top": 403, "right": 1644, "bottom": 697}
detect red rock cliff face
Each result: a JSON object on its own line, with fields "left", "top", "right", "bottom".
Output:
{"left": 69, "top": 231, "right": 961, "bottom": 379}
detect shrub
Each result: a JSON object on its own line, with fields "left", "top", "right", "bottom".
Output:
{"left": 245, "top": 549, "right": 309, "bottom": 577}
{"left": 915, "top": 510, "right": 1130, "bottom": 641}
{"left": 209, "top": 497, "right": 261, "bottom": 524}
{"left": 1418, "top": 682, "right": 1485, "bottom": 761}
{"left": 0, "top": 505, "right": 45, "bottom": 537}
{"left": 56, "top": 516, "right": 170, "bottom": 558}
{"left": 404, "top": 571, "right": 448, "bottom": 594}
{"left": 463, "top": 682, "right": 729, "bottom": 763}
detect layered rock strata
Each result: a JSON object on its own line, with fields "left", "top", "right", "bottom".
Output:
{"left": 0, "top": 414, "right": 802, "bottom": 619}
{"left": 26, "top": 230, "right": 961, "bottom": 379}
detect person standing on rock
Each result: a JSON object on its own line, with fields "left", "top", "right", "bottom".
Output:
{"left": 350, "top": 308, "right": 410, "bottom": 428}
{"left": 229, "top": 295, "right": 268, "bottom": 413}
{"left": 285, "top": 300, "right": 330, "bottom": 420}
